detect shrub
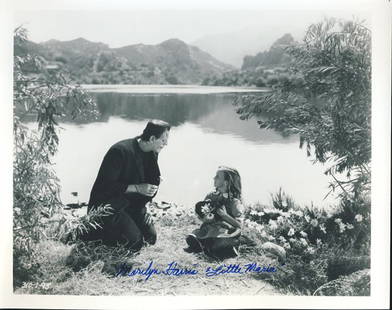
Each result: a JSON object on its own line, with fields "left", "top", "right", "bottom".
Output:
{"left": 255, "top": 77, "right": 266, "bottom": 87}
{"left": 13, "top": 26, "right": 98, "bottom": 288}
{"left": 243, "top": 188, "right": 370, "bottom": 295}
{"left": 266, "top": 75, "right": 279, "bottom": 86}
{"left": 235, "top": 20, "right": 371, "bottom": 294}
{"left": 313, "top": 269, "right": 370, "bottom": 296}
{"left": 235, "top": 18, "right": 371, "bottom": 197}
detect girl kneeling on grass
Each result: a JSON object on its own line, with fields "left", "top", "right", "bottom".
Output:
{"left": 184, "top": 166, "right": 244, "bottom": 259}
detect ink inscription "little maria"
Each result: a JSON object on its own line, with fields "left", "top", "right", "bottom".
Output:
{"left": 115, "top": 261, "right": 278, "bottom": 281}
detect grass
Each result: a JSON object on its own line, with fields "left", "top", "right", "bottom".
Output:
{"left": 14, "top": 195, "right": 370, "bottom": 296}
{"left": 15, "top": 206, "right": 282, "bottom": 296}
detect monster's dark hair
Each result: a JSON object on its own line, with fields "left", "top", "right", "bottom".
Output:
{"left": 138, "top": 120, "right": 171, "bottom": 141}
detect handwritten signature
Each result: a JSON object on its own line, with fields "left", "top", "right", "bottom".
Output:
{"left": 115, "top": 261, "right": 279, "bottom": 281}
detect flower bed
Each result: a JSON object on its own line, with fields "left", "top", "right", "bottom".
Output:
{"left": 242, "top": 190, "right": 370, "bottom": 295}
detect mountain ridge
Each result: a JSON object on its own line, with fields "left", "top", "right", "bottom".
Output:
{"left": 26, "top": 37, "right": 234, "bottom": 84}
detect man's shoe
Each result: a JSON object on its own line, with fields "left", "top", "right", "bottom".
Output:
{"left": 185, "top": 235, "right": 203, "bottom": 252}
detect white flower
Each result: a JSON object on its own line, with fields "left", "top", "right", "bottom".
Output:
{"left": 269, "top": 219, "right": 278, "bottom": 229}
{"left": 300, "top": 238, "right": 308, "bottom": 246}
{"left": 320, "top": 224, "right": 326, "bottom": 234}
{"left": 250, "top": 210, "right": 257, "bottom": 216}
{"left": 310, "top": 219, "right": 319, "bottom": 227}
{"left": 288, "top": 228, "right": 295, "bottom": 236}
{"left": 290, "top": 210, "right": 301, "bottom": 217}
{"left": 346, "top": 223, "right": 354, "bottom": 230}
{"left": 334, "top": 218, "right": 342, "bottom": 224}
{"left": 355, "top": 214, "right": 363, "bottom": 222}
{"left": 267, "top": 235, "right": 275, "bottom": 241}
{"left": 201, "top": 205, "right": 211, "bottom": 214}
{"left": 277, "top": 216, "right": 284, "bottom": 224}
{"left": 283, "top": 242, "right": 291, "bottom": 249}
{"left": 305, "top": 215, "right": 310, "bottom": 222}
{"left": 316, "top": 238, "right": 322, "bottom": 246}
{"left": 279, "top": 236, "right": 287, "bottom": 243}
{"left": 289, "top": 238, "right": 296, "bottom": 243}
{"left": 338, "top": 223, "right": 346, "bottom": 233}
{"left": 296, "top": 210, "right": 304, "bottom": 217}
{"left": 300, "top": 231, "right": 308, "bottom": 238}
{"left": 307, "top": 247, "right": 315, "bottom": 255}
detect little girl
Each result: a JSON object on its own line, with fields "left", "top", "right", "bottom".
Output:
{"left": 184, "top": 166, "right": 243, "bottom": 259}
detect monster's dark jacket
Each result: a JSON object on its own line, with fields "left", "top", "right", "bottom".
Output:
{"left": 88, "top": 137, "right": 160, "bottom": 213}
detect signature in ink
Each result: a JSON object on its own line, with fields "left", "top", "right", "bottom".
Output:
{"left": 115, "top": 261, "right": 279, "bottom": 281}
{"left": 116, "top": 261, "right": 199, "bottom": 281}
{"left": 205, "top": 262, "right": 277, "bottom": 277}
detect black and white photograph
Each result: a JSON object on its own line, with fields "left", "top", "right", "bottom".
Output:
{"left": 0, "top": 0, "right": 390, "bottom": 309}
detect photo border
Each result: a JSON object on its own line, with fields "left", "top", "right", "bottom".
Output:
{"left": 1, "top": 0, "right": 390, "bottom": 309}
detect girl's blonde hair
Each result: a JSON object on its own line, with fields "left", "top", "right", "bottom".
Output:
{"left": 218, "top": 166, "right": 242, "bottom": 200}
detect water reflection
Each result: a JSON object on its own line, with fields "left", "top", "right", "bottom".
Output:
{"left": 22, "top": 86, "right": 334, "bottom": 208}
{"left": 93, "top": 93, "right": 218, "bottom": 125}
{"left": 90, "top": 92, "right": 297, "bottom": 145}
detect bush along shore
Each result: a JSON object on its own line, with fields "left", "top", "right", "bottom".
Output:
{"left": 243, "top": 189, "right": 370, "bottom": 295}
{"left": 15, "top": 187, "right": 369, "bottom": 296}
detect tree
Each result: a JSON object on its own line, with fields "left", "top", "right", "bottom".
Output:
{"left": 235, "top": 18, "right": 371, "bottom": 199}
{"left": 13, "top": 27, "right": 98, "bottom": 287}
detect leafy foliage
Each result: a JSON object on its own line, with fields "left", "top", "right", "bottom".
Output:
{"left": 243, "top": 188, "right": 370, "bottom": 295}
{"left": 65, "top": 240, "right": 133, "bottom": 273}
{"left": 13, "top": 26, "right": 98, "bottom": 287}
{"left": 42, "top": 205, "right": 115, "bottom": 244}
{"left": 235, "top": 18, "right": 371, "bottom": 199}
{"left": 313, "top": 269, "right": 370, "bottom": 296}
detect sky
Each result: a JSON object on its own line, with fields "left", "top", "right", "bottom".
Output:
{"left": 14, "top": 10, "right": 370, "bottom": 48}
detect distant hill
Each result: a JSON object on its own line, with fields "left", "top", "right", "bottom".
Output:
{"left": 242, "top": 33, "right": 296, "bottom": 70}
{"left": 202, "top": 33, "right": 297, "bottom": 88}
{"left": 192, "top": 32, "right": 270, "bottom": 68}
{"left": 192, "top": 26, "right": 298, "bottom": 68}
{"left": 22, "top": 37, "right": 234, "bottom": 84}
{"left": 42, "top": 37, "right": 110, "bottom": 55}
{"left": 113, "top": 38, "right": 234, "bottom": 84}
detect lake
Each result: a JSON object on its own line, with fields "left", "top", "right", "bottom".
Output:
{"left": 51, "top": 85, "right": 335, "bottom": 208}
